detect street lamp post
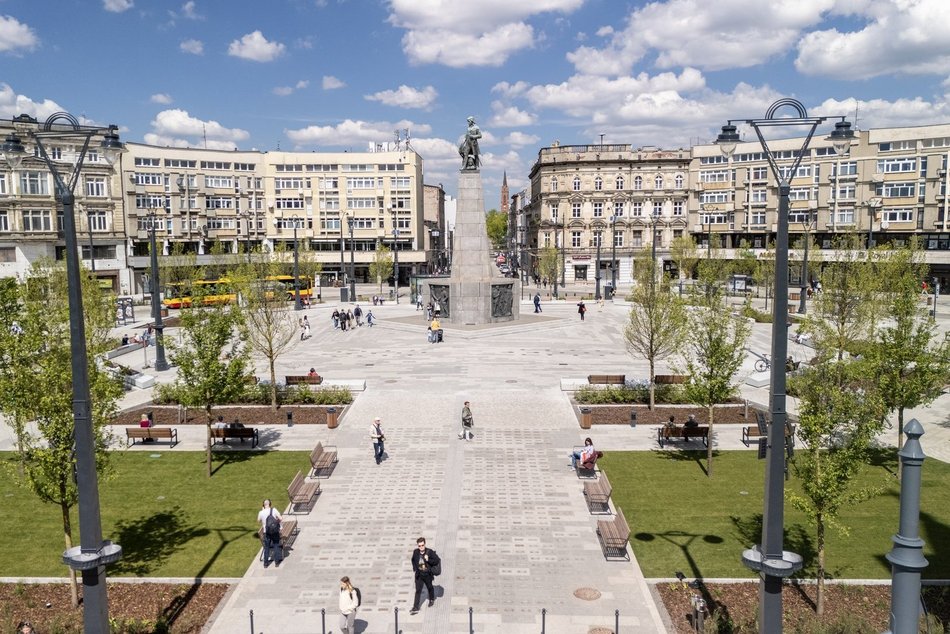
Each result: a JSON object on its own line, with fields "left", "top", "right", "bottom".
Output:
{"left": 146, "top": 204, "right": 171, "bottom": 372}
{"left": 240, "top": 210, "right": 253, "bottom": 262}
{"left": 609, "top": 215, "right": 617, "bottom": 293}
{"left": 339, "top": 215, "right": 346, "bottom": 290}
{"left": 2, "top": 113, "right": 126, "bottom": 633}
{"left": 290, "top": 216, "right": 302, "bottom": 311}
{"left": 866, "top": 197, "right": 883, "bottom": 248}
{"left": 717, "top": 98, "right": 853, "bottom": 633}
{"left": 594, "top": 230, "right": 602, "bottom": 301}
{"left": 393, "top": 228, "right": 400, "bottom": 304}
{"left": 347, "top": 216, "right": 356, "bottom": 302}
{"left": 560, "top": 221, "right": 566, "bottom": 295}
{"left": 797, "top": 212, "right": 814, "bottom": 314}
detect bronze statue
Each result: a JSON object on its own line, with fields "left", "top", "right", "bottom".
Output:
{"left": 458, "top": 116, "right": 481, "bottom": 170}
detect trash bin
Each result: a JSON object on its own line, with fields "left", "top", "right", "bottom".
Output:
{"left": 580, "top": 407, "right": 592, "bottom": 429}
{"left": 340, "top": 288, "right": 349, "bottom": 303}
{"left": 326, "top": 406, "right": 339, "bottom": 429}
{"left": 604, "top": 284, "right": 614, "bottom": 299}
{"left": 629, "top": 409, "right": 637, "bottom": 428}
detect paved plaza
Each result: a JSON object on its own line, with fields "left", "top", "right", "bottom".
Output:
{"left": 6, "top": 289, "right": 949, "bottom": 633}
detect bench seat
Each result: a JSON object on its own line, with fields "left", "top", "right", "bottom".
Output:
{"left": 572, "top": 446, "right": 602, "bottom": 479}
{"left": 657, "top": 425, "right": 709, "bottom": 448}
{"left": 587, "top": 374, "right": 625, "bottom": 385}
{"left": 211, "top": 426, "right": 259, "bottom": 448}
{"left": 583, "top": 472, "right": 613, "bottom": 514}
{"left": 309, "top": 441, "right": 338, "bottom": 478}
{"left": 596, "top": 507, "right": 631, "bottom": 560}
{"left": 287, "top": 470, "right": 320, "bottom": 513}
{"left": 125, "top": 426, "right": 179, "bottom": 447}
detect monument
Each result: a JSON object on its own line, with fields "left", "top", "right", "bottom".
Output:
{"left": 427, "top": 117, "right": 519, "bottom": 325}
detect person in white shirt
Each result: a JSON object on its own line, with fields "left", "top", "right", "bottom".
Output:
{"left": 256, "top": 499, "right": 283, "bottom": 567}
{"left": 338, "top": 576, "right": 359, "bottom": 633}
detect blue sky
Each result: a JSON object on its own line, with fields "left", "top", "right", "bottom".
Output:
{"left": 3, "top": 0, "right": 950, "bottom": 202}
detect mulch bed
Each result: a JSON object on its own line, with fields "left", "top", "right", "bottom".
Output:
{"left": 657, "top": 582, "right": 950, "bottom": 632}
{"left": 116, "top": 405, "right": 345, "bottom": 426}
{"left": 582, "top": 404, "right": 752, "bottom": 426}
{"left": 0, "top": 581, "right": 229, "bottom": 633}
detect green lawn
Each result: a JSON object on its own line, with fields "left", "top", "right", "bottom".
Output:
{"left": 599, "top": 450, "right": 950, "bottom": 580}
{"left": 0, "top": 451, "right": 309, "bottom": 578}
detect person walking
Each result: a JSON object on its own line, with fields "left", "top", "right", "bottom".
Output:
{"left": 353, "top": 304, "right": 363, "bottom": 327}
{"left": 577, "top": 300, "right": 587, "bottom": 321}
{"left": 410, "top": 537, "right": 441, "bottom": 615}
{"left": 366, "top": 309, "right": 375, "bottom": 327}
{"left": 338, "top": 576, "right": 359, "bottom": 633}
{"left": 371, "top": 417, "right": 385, "bottom": 464}
{"left": 533, "top": 292, "right": 542, "bottom": 313}
{"left": 257, "top": 499, "right": 283, "bottom": 568}
{"left": 459, "top": 400, "right": 474, "bottom": 440}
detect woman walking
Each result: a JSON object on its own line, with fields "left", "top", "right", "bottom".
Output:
{"left": 338, "top": 576, "right": 359, "bottom": 633}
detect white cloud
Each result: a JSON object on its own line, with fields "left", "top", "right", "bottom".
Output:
{"left": 149, "top": 109, "right": 250, "bottom": 148}
{"left": 285, "top": 119, "right": 431, "bottom": 148}
{"left": 181, "top": 1, "right": 201, "bottom": 19}
{"left": 180, "top": 39, "right": 203, "bottom": 55}
{"left": 227, "top": 31, "right": 285, "bottom": 62}
{"left": 388, "top": 0, "right": 583, "bottom": 67}
{"left": 491, "top": 81, "right": 531, "bottom": 99}
{"left": 365, "top": 85, "right": 437, "bottom": 109}
{"left": 795, "top": 0, "right": 950, "bottom": 79}
{"left": 150, "top": 93, "right": 173, "bottom": 105}
{"left": 323, "top": 76, "right": 345, "bottom": 90}
{"left": 273, "top": 80, "right": 310, "bottom": 97}
{"left": 103, "top": 0, "right": 133, "bottom": 12}
{"left": 814, "top": 95, "right": 950, "bottom": 129}
{"left": 502, "top": 131, "right": 540, "bottom": 148}
{"left": 0, "top": 84, "right": 66, "bottom": 121}
{"left": 0, "top": 15, "right": 39, "bottom": 54}
{"left": 489, "top": 101, "right": 537, "bottom": 127}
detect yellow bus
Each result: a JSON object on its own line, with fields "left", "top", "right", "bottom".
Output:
{"left": 163, "top": 276, "right": 313, "bottom": 309}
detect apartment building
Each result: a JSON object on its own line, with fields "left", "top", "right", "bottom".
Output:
{"left": 0, "top": 115, "right": 130, "bottom": 291}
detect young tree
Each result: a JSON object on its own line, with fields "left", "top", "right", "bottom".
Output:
{"left": 788, "top": 360, "right": 887, "bottom": 615}
{"left": 680, "top": 286, "right": 750, "bottom": 476}
{"left": 669, "top": 235, "right": 698, "bottom": 293}
{"left": 231, "top": 253, "right": 299, "bottom": 410}
{"left": 623, "top": 250, "right": 687, "bottom": 409}
{"left": 537, "top": 246, "right": 561, "bottom": 291}
{"left": 485, "top": 209, "right": 508, "bottom": 250}
{"left": 167, "top": 296, "right": 250, "bottom": 477}
{"left": 865, "top": 243, "right": 950, "bottom": 459}
{"left": 369, "top": 243, "right": 394, "bottom": 294}
{"left": 758, "top": 239, "right": 776, "bottom": 310}
{"left": 0, "top": 260, "right": 122, "bottom": 608}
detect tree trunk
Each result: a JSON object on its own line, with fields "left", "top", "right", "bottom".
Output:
{"left": 205, "top": 406, "right": 213, "bottom": 478}
{"left": 897, "top": 406, "right": 905, "bottom": 480}
{"left": 706, "top": 404, "right": 714, "bottom": 477}
{"left": 61, "top": 502, "right": 79, "bottom": 608}
{"left": 269, "top": 357, "right": 278, "bottom": 410}
{"left": 816, "top": 515, "right": 826, "bottom": 615}
{"left": 648, "top": 360, "right": 656, "bottom": 410}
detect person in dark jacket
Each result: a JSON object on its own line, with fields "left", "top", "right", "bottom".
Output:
{"left": 410, "top": 537, "right": 441, "bottom": 614}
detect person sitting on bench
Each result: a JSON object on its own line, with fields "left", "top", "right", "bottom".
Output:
{"left": 570, "top": 437, "right": 595, "bottom": 469}
{"left": 683, "top": 414, "right": 699, "bottom": 441}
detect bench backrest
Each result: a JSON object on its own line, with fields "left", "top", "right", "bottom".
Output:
{"left": 615, "top": 507, "right": 630, "bottom": 536}
{"left": 289, "top": 470, "right": 304, "bottom": 494}
{"left": 310, "top": 442, "right": 324, "bottom": 464}
{"left": 600, "top": 471, "right": 612, "bottom": 496}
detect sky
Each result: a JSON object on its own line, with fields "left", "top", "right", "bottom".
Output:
{"left": 2, "top": 0, "right": 950, "bottom": 203}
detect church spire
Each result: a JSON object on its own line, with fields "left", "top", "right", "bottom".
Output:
{"left": 500, "top": 171, "right": 510, "bottom": 214}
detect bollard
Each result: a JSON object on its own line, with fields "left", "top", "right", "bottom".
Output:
{"left": 287, "top": 411, "right": 294, "bottom": 427}
{"left": 248, "top": 609, "right": 254, "bottom": 634}
{"left": 321, "top": 607, "right": 326, "bottom": 634}
{"left": 541, "top": 607, "right": 546, "bottom": 633}
{"left": 615, "top": 608, "right": 620, "bottom": 633}
{"left": 629, "top": 410, "right": 637, "bottom": 428}
{"left": 394, "top": 605, "right": 399, "bottom": 633}
{"left": 469, "top": 606, "right": 474, "bottom": 633}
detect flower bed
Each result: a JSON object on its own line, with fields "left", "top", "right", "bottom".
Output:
{"left": 581, "top": 403, "right": 751, "bottom": 426}
{"left": 116, "top": 404, "right": 345, "bottom": 426}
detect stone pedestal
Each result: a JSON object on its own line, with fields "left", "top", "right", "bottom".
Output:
{"left": 435, "top": 170, "right": 519, "bottom": 324}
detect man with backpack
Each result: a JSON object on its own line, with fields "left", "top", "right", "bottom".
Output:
{"left": 410, "top": 537, "right": 441, "bottom": 615}
{"left": 257, "top": 499, "right": 283, "bottom": 568}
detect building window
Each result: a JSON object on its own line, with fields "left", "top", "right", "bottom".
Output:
{"left": 134, "top": 157, "right": 160, "bottom": 167}
{"left": 165, "top": 158, "right": 197, "bottom": 168}
{"left": 550, "top": 204, "right": 559, "bottom": 222}
{"left": 750, "top": 189, "right": 767, "bottom": 204}
{"left": 631, "top": 201, "right": 643, "bottom": 217}
{"left": 572, "top": 202, "right": 582, "bottom": 218}
{"left": 832, "top": 184, "right": 855, "bottom": 200}
{"left": 788, "top": 187, "right": 814, "bottom": 201}
{"left": 0, "top": 175, "right": 5, "bottom": 195}
{"left": 20, "top": 172, "right": 50, "bottom": 195}
{"left": 615, "top": 175, "right": 624, "bottom": 190}
{"left": 205, "top": 175, "right": 235, "bottom": 189}
{"left": 205, "top": 196, "right": 234, "bottom": 209}
{"left": 883, "top": 208, "right": 914, "bottom": 222}
{"left": 749, "top": 210, "right": 766, "bottom": 225}
{"left": 135, "top": 194, "right": 169, "bottom": 209}
{"left": 85, "top": 176, "right": 106, "bottom": 197}
{"left": 593, "top": 230, "right": 602, "bottom": 247}
{"left": 206, "top": 217, "right": 236, "bottom": 230}
{"left": 347, "top": 177, "right": 377, "bottom": 189}
{"left": 347, "top": 197, "right": 377, "bottom": 209}
{"left": 652, "top": 201, "right": 663, "bottom": 216}
{"left": 201, "top": 161, "right": 232, "bottom": 170}
{"left": 877, "top": 157, "right": 916, "bottom": 173}
{"left": 654, "top": 175, "right": 663, "bottom": 189}
{"left": 593, "top": 202, "right": 604, "bottom": 217}
{"left": 673, "top": 200, "right": 684, "bottom": 216}
{"left": 750, "top": 166, "right": 768, "bottom": 180}
{"left": 0, "top": 212, "right": 8, "bottom": 232}
{"left": 700, "top": 169, "right": 730, "bottom": 183}
{"left": 572, "top": 176, "right": 581, "bottom": 191}
{"left": 832, "top": 161, "right": 857, "bottom": 176}
{"left": 550, "top": 177, "right": 558, "bottom": 192}
{"left": 613, "top": 201, "right": 624, "bottom": 217}
{"left": 87, "top": 210, "right": 108, "bottom": 232}
{"left": 594, "top": 177, "right": 603, "bottom": 191}
{"left": 571, "top": 231, "right": 582, "bottom": 248}
{"left": 699, "top": 191, "right": 731, "bottom": 205}
{"left": 544, "top": 233, "right": 551, "bottom": 247}
{"left": 276, "top": 197, "right": 305, "bottom": 209}
{"left": 613, "top": 232, "right": 623, "bottom": 247}
{"left": 134, "top": 172, "right": 163, "bottom": 186}
{"left": 877, "top": 182, "right": 916, "bottom": 198}
{"left": 0, "top": 246, "right": 14, "bottom": 261}
{"left": 275, "top": 177, "right": 306, "bottom": 190}
{"left": 631, "top": 230, "right": 643, "bottom": 247}
{"left": 22, "top": 209, "right": 52, "bottom": 232}
{"left": 634, "top": 175, "right": 642, "bottom": 190}
{"left": 675, "top": 174, "right": 684, "bottom": 189}
{"left": 319, "top": 177, "right": 339, "bottom": 190}
{"left": 390, "top": 176, "right": 411, "bottom": 189}
{"left": 836, "top": 208, "right": 855, "bottom": 224}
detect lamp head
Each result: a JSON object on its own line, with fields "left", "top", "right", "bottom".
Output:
{"left": 828, "top": 120, "right": 854, "bottom": 156}
{"left": 716, "top": 124, "right": 739, "bottom": 158}
{"left": 347, "top": 216, "right": 354, "bottom": 229}
{"left": 1, "top": 132, "right": 27, "bottom": 169}
{"left": 99, "top": 125, "right": 126, "bottom": 165}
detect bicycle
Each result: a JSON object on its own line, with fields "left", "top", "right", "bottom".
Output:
{"left": 750, "top": 350, "right": 771, "bottom": 372}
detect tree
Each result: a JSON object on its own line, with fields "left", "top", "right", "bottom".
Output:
{"left": 788, "top": 360, "right": 887, "bottom": 615}
{"left": 669, "top": 235, "right": 698, "bottom": 293}
{"left": 537, "top": 246, "right": 561, "bottom": 290}
{"left": 0, "top": 260, "right": 122, "bottom": 608}
{"left": 680, "top": 286, "right": 750, "bottom": 476}
{"left": 230, "top": 252, "right": 299, "bottom": 410}
{"left": 369, "top": 243, "right": 394, "bottom": 294}
{"left": 485, "top": 209, "right": 508, "bottom": 250}
{"left": 166, "top": 295, "right": 250, "bottom": 477}
{"left": 623, "top": 250, "right": 687, "bottom": 409}
{"left": 864, "top": 242, "right": 950, "bottom": 460}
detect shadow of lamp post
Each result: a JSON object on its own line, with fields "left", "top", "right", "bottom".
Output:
{"left": 2, "top": 112, "right": 126, "bottom": 633}
{"left": 716, "top": 98, "right": 853, "bottom": 633}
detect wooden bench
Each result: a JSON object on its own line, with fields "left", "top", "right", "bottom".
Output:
{"left": 572, "top": 447, "right": 603, "bottom": 479}
{"left": 309, "top": 441, "right": 338, "bottom": 478}
{"left": 596, "top": 507, "right": 631, "bottom": 560}
{"left": 125, "top": 426, "right": 179, "bottom": 447}
{"left": 258, "top": 517, "right": 299, "bottom": 561}
{"left": 285, "top": 374, "right": 323, "bottom": 386}
{"left": 657, "top": 424, "right": 709, "bottom": 448}
{"left": 583, "top": 471, "right": 613, "bottom": 515}
{"left": 211, "top": 426, "right": 260, "bottom": 448}
{"left": 654, "top": 374, "right": 689, "bottom": 384}
{"left": 287, "top": 470, "right": 320, "bottom": 514}
{"left": 587, "top": 374, "right": 626, "bottom": 385}
{"left": 742, "top": 413, "right": 796, "bottom": 447}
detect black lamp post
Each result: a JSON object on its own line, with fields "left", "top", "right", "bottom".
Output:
{"left": 339, "top": 215, "right": 346, "bottom": 289}
{"left": 594, "top": 229, "right": 602, "bottom": 300}
{"left": 717, "top": 98, "right": 853, "bottom": 633}
{"left": 797, "top": 211, "right": 815, "bottom": 314}
{"left": 2, "top": 113, "right": 125, "bottom": 633}
{"left": 609, "top": 215, "right": 617, "bottom": 292}
{"left": 240, "top": 210, "right": 253, "bottom": 262}
{"left": 347, "top": 215, "right": 356, "bottom": 302}
{"left": 560, "top": 220, "right": 566, "bottom": 295}
{"left": 393, "top": 227, "right": 400, "bottom": 304}
{"left": 291, "top": 215, "right": 302, "bottom": 311}
{"left": 146, "top": 204, "right": 170, "bottom": 372}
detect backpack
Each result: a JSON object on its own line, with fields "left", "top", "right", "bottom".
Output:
{"left": 353, "top": 587, "right": 362, "bottom": 607}
{"left": 264, "top": 509, "right": 280, "bottom": 540}
{"left": 429, "top": 550, "right": 442, "bottom": 577}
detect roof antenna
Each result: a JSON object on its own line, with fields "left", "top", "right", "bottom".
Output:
{"left": 203, "top": 123, "right": 208, "bottom": 149}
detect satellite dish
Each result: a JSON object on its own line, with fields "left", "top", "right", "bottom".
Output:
{"left": 881, "top": 221, "right": 890, "bottom": 230}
